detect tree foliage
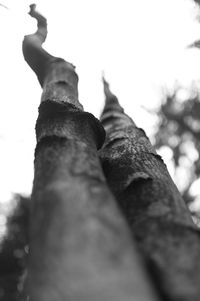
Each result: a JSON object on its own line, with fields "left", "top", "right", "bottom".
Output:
{"left": 154, "top": 88, "right": 200, "bottom": 224}
{"left": 0, "top": 195, "right": 29, "bottom": 300}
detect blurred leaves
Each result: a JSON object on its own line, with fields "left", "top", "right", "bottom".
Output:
{"left": 0, "top": 194, "right": 29, "bottom": 300}
{"left": 154, "top": 87, "right": 200, "bottom": 223}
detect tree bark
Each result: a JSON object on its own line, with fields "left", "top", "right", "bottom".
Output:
{"left": 22, "top": 5, "right": 158, "bottom": 301}
{"left": 99, "top": 78, "right": 200, "bottom": 301}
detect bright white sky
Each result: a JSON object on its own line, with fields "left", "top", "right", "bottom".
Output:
{"left": 0, "top": 0, "right": 200, "bottom": 210}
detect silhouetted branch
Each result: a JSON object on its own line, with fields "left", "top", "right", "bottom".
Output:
{"left": 29, "top": 4, "right": 47, "bottom": 43}
{"left": 22, "top": 4, "right": 53, "bottom": 86}
{"left": 188, "top": 40, "right": 200, "bottom": 49}
{"left": 193, "top": 0, "right": 200, "bottom": 6}
{"left": 0, "top": 3, "right": 8, "bottom": 9}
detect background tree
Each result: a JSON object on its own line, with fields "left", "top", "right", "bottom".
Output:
{"left": 154, "top": 87, "right": 200, "bottom": 224}
{"left": 0, "top": 195, "right": 29, "bottom": 301}
{"left": 154, "top": 0, "right": 200, "bottom": 219}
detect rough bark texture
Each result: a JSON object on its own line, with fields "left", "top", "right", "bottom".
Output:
{"left": 22, "top": 6, "right": 158, "bottom": 301}
{"left": 99, "top": 78, "right": 200, "bottom": 301}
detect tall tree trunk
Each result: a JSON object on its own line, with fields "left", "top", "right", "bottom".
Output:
{"left": 99, "top": 78, "right": 200, "bottom": 301}
{"left": 22, "top": 5, "right": 158, "bottom": 301}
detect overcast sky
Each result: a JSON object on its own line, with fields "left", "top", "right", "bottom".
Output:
{"left": 0, "top": 0, "right": 200, "bottom": 211}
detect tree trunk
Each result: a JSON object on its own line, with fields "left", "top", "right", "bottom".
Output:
{"left": 99, "top": 78, "right": 200, "bottom": 301}
{"left": 22, "top": 5, "right": 158, "bottom": 301}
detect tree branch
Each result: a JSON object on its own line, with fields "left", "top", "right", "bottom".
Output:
{"left": 29, "top": 4, "right": 47, "bottom": 44}
{"left": 22, "top": 4, "right": 54, "bottom": 86}
{"left": 99, "top": 79, "right": 200, "bottom": 301}
{"left": 0, "top": 3, "right": 8, "bottom": 9}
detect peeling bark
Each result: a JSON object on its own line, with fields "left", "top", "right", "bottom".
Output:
{"left": 99, "top": 78, "right": 200, "bottom": 301}
{"left": 22, "top": 5, "right": 158, "bottom": 301}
